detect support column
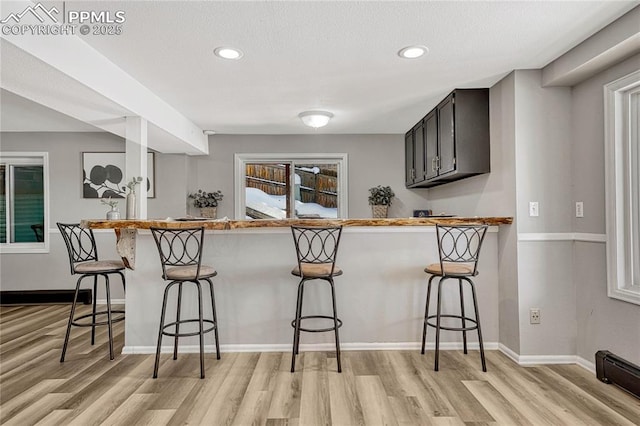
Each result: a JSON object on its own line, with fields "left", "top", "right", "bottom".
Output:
{"left": 125, "top": 116, "right": 148, "bottom": 219}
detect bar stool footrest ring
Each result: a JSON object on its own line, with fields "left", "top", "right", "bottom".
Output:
{"left": 71, "top": 310, "right": 125, "bottom": 327}
{"left": 291, "top": 315, "right": 342, "bottom": 333}
{"left": 162, "top": 319, "right": 217, "bottom": 337}
{"left": 426, "top": 314, "right": 478, "bottom": 332}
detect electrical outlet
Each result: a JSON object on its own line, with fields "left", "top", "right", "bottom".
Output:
{"left": 576, "top": 201, "right": 584, "bottom": 218}
{"left": 529, "top": 202, "right": 539, "bottom": 217}
{"left": 530, "top": 308, "right": 541, "bottom": 324}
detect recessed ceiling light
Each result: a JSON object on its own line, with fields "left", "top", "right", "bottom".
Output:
{"left": 398, "top": 45, "right": 429, "bottom": 59}
{"left": 298, "top": 111, "right": 333, "bottom": 128}
{"left": 214, "top": 46, "right": 243, "bottom": 60}
{"left": 203, "top": 130, "right": 216, "bottom": 135}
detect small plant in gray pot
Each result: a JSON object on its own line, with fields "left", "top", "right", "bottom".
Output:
{"left": 189, "top": 189, "right": 223, "bottom": 218}
{"left": 368, "top": 185, "right": 395, "bottom": 218}
{"left": 100, "top": 197, "right": 120, "bottom": 220}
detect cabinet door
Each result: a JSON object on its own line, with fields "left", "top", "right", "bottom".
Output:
{"left": 437, "top": 95, "right": 456, "bottom": 175}
{"left": 424, "top": 110, "right": 438, "bottom": 180}
{"left": 405, "top": 131, "right": 414, "bottom": 186}
{"left": 413, "top": 122, "right": 425, "bottom": 183}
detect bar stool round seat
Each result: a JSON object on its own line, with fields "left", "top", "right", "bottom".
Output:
{"left": 150, "top": 226, "right": 221, "bottom": 379}
{"left": 421, "top": 224, "right": 488, "bottom": 372}
{"left": 424, "top": 262, "right": 476, "bottom": 276}
{"left": 57, "top": 223, "right": 126, "bottom": 362}
{"left": 290, "top": 225, "right": 344, "bottom": 373}
{"left": 292, "top": 264, "right": 343, "bottom": 278}
{"left": 165, "top": 265, "right": 217, "bottom": 280}
{"left": 74, "top": 260, "right": 126, "bottom": 273}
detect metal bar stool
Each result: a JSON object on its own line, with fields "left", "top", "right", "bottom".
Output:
{"left": 57, "top": 223, "right": 126, "bottom": 361}
{"left": 421, "top": 224, "right": 488, "bottom": 372}
{"left": 150, "top": 226, "right": 220, "bottom": 379}
{"left": 290, "top": 225, "right": 343, "bottom": 373}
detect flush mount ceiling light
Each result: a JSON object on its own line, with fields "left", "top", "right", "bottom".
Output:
{"left": 398, "top": 45, "right": 429, "bottom": 59}
{"left": 298, "top": 111, "right": 333, "bottom": 128}
{"left": 203, "top": 130, "right": 216, "bottom": 135}
{"left": 214, "top": 46, "right": 243, "bottom": 60}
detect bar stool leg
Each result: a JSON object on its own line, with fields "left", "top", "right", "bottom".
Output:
{"left": 104, "top": 274, "right": 114, "bottom": 360}
{"left": 61, "top": 275, "right": 84, "bottom": 362}
{"left": 434, "top": 277, "right": 445, "bottom": 372}
{"left": 295, "top": 283, "right": 305, "bottom": 356}
{"left": 467, "top": 278, "right": 487, "bottom": 372}
{"left": 91, "top": 275, "right": 98, "bottom": 345}
{"left": 206, "top": 278, "right": 220, "bottom": 360}
{"left": 421, "top": 275, "right": 436, "bottom": 355}
{"left": 291, "top": 279, "right": 305, "bottom": 372}
{"left": 328, "top": 278, "right": 341, "bottom": 373}
{"left": 196, "top": 281, "right": 205, "bottom": 379}
{"left": 459, "top": 278, "right": 468, "bottom": 355}
{"left": 154, "top": 282, "right": 173, "bottom": 378}
{"left": 118, "top": 271, "right": 126, "bottom": 293}
{"left": 174, "top": 283, "right": 183, "bottom": 360}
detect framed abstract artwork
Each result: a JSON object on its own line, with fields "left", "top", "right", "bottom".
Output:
{"left": 82, "top": 152, "right": 155, "bottom": 198}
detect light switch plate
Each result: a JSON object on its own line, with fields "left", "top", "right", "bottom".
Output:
{"left": 529, "top": 202, "right": 539, "bottom": 217}
{"left": 576, "top": 201, "right": 584, "bottom": 218}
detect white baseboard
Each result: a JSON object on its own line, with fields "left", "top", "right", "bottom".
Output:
{"left": 498, "top": 344, "right": 575, "bottom": 365}
{"left": 122, "top": 343, "right": 596, "bottom": 374}
{"left": 96, "top": 299, "right": 125, "bottom": 305}
{"left": 517, "top": 355, "right": 578, "bottom": 365}
{"left": 498, "top": 344, "right": 596, "bottom": 373}
{"left": 518, "top": 232, "right": 605, "bottom": 243}
{"left": 576, "top": 356, "right": 596, "bottom": 373}
{"left": 122, "top": 341, "right": 499, "bottom": 355}
{"left": 498, "top": 343, "right": 520, "bottom": 363}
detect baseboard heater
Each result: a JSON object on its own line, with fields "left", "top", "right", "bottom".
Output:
{"left": 0, "top": 289, "right": 92, "bottom": 305}
{"left": 595, "top": 350, "right": 640, "bottom": 399}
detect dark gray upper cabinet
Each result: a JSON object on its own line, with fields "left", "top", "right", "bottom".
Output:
{"left": 413, "top": 121, "right": 426, "bottom": 185}
{"left": 424, "top": 110, "right": 438, "bottom": 181}
{"left": 404, "top": 88, "right": 490, "bottom": 188}
{"left": 404, "top": 131, "right": 414, "bottom": 186}
{"left": 405, "top": 120, "right": 426, "bottom": 186}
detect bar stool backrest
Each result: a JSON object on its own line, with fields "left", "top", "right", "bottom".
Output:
{"left": 57, "top": 223, "right": 98, "bottom": 275}
{"left": 291, "top": 226, "right": 343, "bottom": 275}
{"left": 435, "top": 224, "right": 488, "bottom": 275}
{"left": 150, "top": 227, "right": 206, "bottom": 280}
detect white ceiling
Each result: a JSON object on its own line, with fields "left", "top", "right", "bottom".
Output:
{"left": 1, "top": 0, "right": 638, "bottom": 135}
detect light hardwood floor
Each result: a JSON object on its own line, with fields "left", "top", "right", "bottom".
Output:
{"left": 1, "top": 304, "right": 639, "bottom": 425}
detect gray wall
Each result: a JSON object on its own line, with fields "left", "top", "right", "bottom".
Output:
{"left": 0, "top": 131, "right": 187, "bottom": 296}
{"left": 192, "top": 134, "right": 429, "bottom": 219}
{"left": 571, "top": 53, "right": 640, "bottom": 364}
{"left": 513, "top": 70, "right": 576, "bottom": 357}
{"left": 427, "top": 73, "right": 521, "bottom": 353}
{"left": 422, "top": 58, "right": 640, "bottom": 364}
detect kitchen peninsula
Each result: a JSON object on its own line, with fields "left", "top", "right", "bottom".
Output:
{"left": 83, "top": 217, "right": 512, "bottom": 355}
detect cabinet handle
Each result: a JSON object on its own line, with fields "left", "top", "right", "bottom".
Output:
{"left": 435, "top": 157, "right": 440, "bottom": 171}
{"left": 432, "top": 158, "right": 436, "bottom": 172}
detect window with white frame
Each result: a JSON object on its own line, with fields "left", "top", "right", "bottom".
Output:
{"left": 234, "top": 153, "right": 348, "bottom": 220}
{"left": 604, "top": 70, "right": 640, "bottom": 305}
{"left": 0, "top": 153, "right": 49, "bottom": 253}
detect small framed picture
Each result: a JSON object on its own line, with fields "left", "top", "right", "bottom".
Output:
{"left": 82, "top": 152, "right": 155, "bottom": 198}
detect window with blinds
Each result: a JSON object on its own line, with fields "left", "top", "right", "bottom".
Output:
{"left": 0, "top": 153, "right": 49, "bottom": 253}
{"left": 604, "top": 71, "right": 640, "bottom": 305}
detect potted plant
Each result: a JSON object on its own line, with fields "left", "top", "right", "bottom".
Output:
{"left": 189, "top": 189, "right": 223, "bottom": 218}
{"left": 100, "top": 197, "right": 120, "bottom": 220}
{"left": 368, "top": 185, "right": 395, "bottom": 218}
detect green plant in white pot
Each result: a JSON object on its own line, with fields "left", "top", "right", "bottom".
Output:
{"left": 368, "top": 185, "right": 395, "bottom": 218}
{"left": 189, "top": 189, "right": 223, "bottom": 218}
{"left": 100, "top": 197, "right": 120, "bottom": 220}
